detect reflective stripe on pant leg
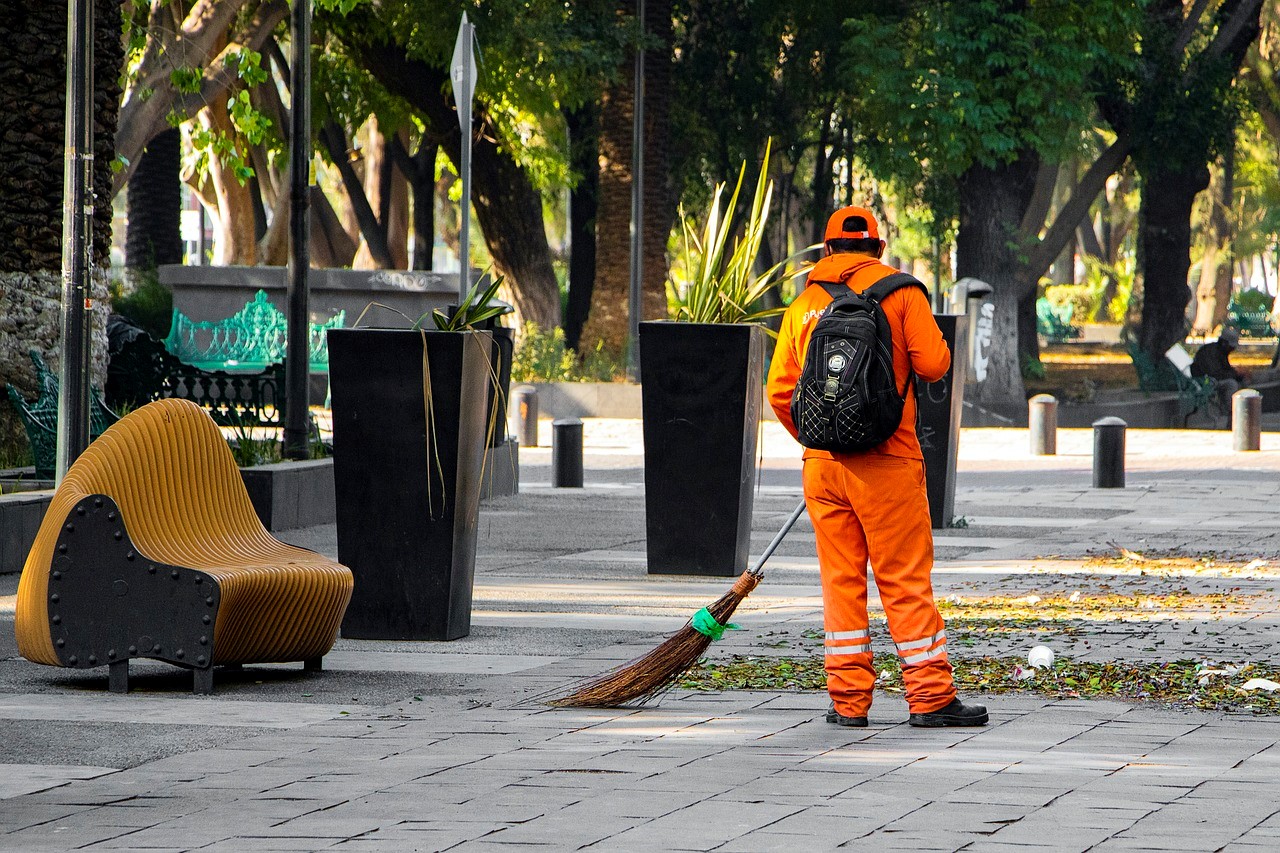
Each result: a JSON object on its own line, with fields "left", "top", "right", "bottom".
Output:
{"left": 843, "top": 454, "right": 956, "bottom": 714}
{"left": 804, "top": 458, "right": 875, "bottom": 718}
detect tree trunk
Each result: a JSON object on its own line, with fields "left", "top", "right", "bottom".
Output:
{"left": 387, "top": 133, "right": 437, "bottom": 271}
{"left": 328, "top": 14, "right": 561, "bottom": 329}
{"left": 564, "top": 104, "right": 599, "bottom": 349}
{"left": 0, "top": 1, "right": 119, "bottom": 453}
{"left": 581, "top": 0, "right": 674, "bottom": 358}
{"left": 955, "top": 153, "right": 1041, "bottom": 407}
{"left": 1136, "top": 163, "right": 1211, "bottom": 356}
{"left": 126, "top": 130, "right": 184, "bottom": 280}
{"left": 351, "top": 118, "right": 409, "bottom": 270}
{"left": 1192, "top": 149, "right": 1234, "bottom": 334}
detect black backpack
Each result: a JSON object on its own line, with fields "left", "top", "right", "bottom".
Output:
{"left": 790, "top": 272, "right": 928, "bottom": 453}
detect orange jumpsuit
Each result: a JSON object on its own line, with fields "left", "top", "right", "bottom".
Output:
{"left": 766, "top": 253, "right": 954, "bottom": 717}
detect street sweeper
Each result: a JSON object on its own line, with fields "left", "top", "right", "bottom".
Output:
{"left": 766, "top": 204, "right": 988, "bottom": 728}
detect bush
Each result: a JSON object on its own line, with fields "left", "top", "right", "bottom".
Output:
{"left": 511, "top": 323, "right": 628, "bottom": 383}
{"left": 109, "top": 272, "right": 174, "bottom": 339}
{"left": 1231, "top": 288, "right": 1273, "bottom": 314}
{"left": 1042, "top": 284, "right": 1091, "bottom": 324}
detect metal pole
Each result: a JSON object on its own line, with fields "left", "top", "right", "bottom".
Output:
{"left": 627, "top": 0, "right": 645, "bottom": 381}
{"left": 1092, "top": 417, "right": 1126, "bottom": 489}
{"left": 458, "top": 21, "right": 473, "bottom": 303}
{"left": 1029, "top": 394, "right": 1058, "bottom": 455}
{"left": 283, "top": 0, "right": 312, "bottom": 460}
{"left": 552, "top": 418, "right": 584, "bottom": 487}
{"left": 56, "top": 0, "right": 95, "bottom": 483}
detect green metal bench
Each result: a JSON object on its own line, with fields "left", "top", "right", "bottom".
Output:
{"left": 164, "top": 290, "right": 344, "bottom": 373}
{"left": 1127, "top": 341, "right": 1218, "bottom": 425}
{"left": 1226, "top": 306, "right": 1274, "bottom": 339}
{"left": 5, "top": 350, "right": 120, "bottom": 479}
{"left": 107, "top": 333, "right": 286, "bottom": 429}
{"left": 1036, "top": 298, "right": 1082, "bottom": 343}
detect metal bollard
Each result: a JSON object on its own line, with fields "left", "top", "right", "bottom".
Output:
{"left": 1029, "top": 394, "right": 1058, "bottom": 456}
{"left": 1092, "top": 416, "right": 1126, "bottom": 489}
{"left": 552, "top": 418, "right": 584, "bottom": 488}
{"left": 510, "top": 384, "right": 539, "bottom": 447}
{"left": 1233, "top": 389, "right": 1261, "bottom": 452}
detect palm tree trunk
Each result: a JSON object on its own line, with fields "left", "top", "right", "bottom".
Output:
{"left": 0, "top": 0, "right": 121, "bottom": 457}
{"left": 125, "top": 128, "right": 184, "bottom": 279}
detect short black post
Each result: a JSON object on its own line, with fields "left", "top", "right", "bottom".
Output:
{"left": 1233, "top": 389, "right": 1261, "bottom": 452}
{"left": 552, "top": 418, "right": 583, "bottom": 488}
{"left": 1092, "top": 416, "right": 1126, "bottom": 488}
{"left": 511, "top": 384, "right": 538, "bottom": 447}
{"left": 1029, "top": 394, "right": 1057, "bottom": 456}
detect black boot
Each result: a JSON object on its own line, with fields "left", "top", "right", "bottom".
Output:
{"left": 908, "top": 698, "right": 988, "bottom": 727}
{"left": 825, "top": 705, "right": 868, "bottom": 728}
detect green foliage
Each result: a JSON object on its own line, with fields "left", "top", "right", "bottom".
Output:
{"left": 1020, "top": 353, "right": 1047, "bottom": 381}
{"left": 109, "top": 273, "right": 174, "bottom": 340}
{"left": 1231, "top": 289, "right": 1273, "bottom": 314}
{"left": 668, "top": 141, "right": 811, "bottom": 326}
{"left": 226, "top": 421, "right": 282, "bottom": 469}
{"left": 169, "top": 66, "right": 203, "bottom": 95}
{"left": 510, "top": 324, "right": 628, "bottom": 383}
{"left": 1080, "top": 255, "right": 1136, "bottom": 323}
{"left": 839, "top": 0, "right": 1139, "bottom": 210}
{"left": 427, "top": 275, "right": 513, "bottom": 331}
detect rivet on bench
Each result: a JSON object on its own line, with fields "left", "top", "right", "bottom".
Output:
{"left": 126, "top": 551, "right": 135, "bottom": 561}
{"left": 50, "top": 594, "right": 59, "bottom": 603}
{"left": 107, "top": 511, "right": 116, "bottom": 520}
{"left": 107, "top": 649, "right": 116, "bottom": 659}
{"left": 94, "top": 498, "right": 103, "bottom": 508}
{"left": 206, "top": 597, "right": 214, "bottom": 606}
{"left": 175, "top": 649, "right": 184, "bottom": 659}
{"left": 52, "top": 571, "right": 61, "bottom": 580}
{"left": 57, "top": 544, "right": 66, "bottom": 553}
{"left": 64, "top": 523, "right": 74, "bottom": 532}
{"left": 51, "top": 615, "right": 60, "bottom": 625}
{"left": 197, "top": 655, "right": 206, "bottom": 665}
{"left": 194, "top": 577, "right": 202, "bottom": 585}
{"left": 147, "top": 565, "right": 156, "bottom": 574}
{"left": 128, "top": 645, "right": 137, "bottom": 654}
{"left": 202, "top": 615, "right": 211, "bottom": 625}
{"left": 171, "top": 570, "right": 180, "bottom": 580}
{"left": 68, "top": 656, "right": 77, "bottom": 664}
{"left": 114, "top": 531, "right": 123, "bottom": 541}
{"left": 89, "top": 655, "right": 97, "bottom": 665}
{"left": 200, "top": 636, "right": 208, "bottom": 645}
{"left": 76, "top": 507, "right": 85, "bottom": 516}
{"left": 56, "top": 639, "right": 65, "bottom": 648}
{"left": 153, "top": 644, "right": 162, "bottom": 653}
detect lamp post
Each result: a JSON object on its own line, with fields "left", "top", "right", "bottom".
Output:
{"left": 56, "top": 0, "right": 95, "bottom": 483}
{"left": 627, "top": 0, "right": 645, "bottom": 381}
{"left": 283, "top": 0, "right": 312, "bottom": 460}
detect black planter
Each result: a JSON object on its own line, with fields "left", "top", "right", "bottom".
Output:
{"left": 639, "top": 321, "right": 765, "bottom": 576}
{"left": 327, "top": 328, "right": 492, "bottom": 640}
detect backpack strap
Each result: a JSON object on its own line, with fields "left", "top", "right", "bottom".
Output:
{"left": 863, "top": 272, "right": 929, "bottom": 303}
{"left": 816, "top": 281, "right": 849, "bottom": 299}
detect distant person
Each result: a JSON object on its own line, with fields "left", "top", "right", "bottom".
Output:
{"left": 766, "top": 205, "right": 988, "bottom": 729}
{"left": 1191, "top": 327, "right": 1248, "bottom": 407}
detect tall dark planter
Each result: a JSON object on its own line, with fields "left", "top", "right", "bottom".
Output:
{"left": 639, "top": 321, "right": 764, "bottom": 576}
{"left": 327, "top": 328, "right": 492, "bottom": 640}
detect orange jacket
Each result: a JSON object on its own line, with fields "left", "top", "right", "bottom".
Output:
{"left": 766, "top": 254, "right": 950, "bottom": 460}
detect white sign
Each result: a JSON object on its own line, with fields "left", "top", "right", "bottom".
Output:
{"left": 450, "top": 13, "right": 476, "bottom": 133}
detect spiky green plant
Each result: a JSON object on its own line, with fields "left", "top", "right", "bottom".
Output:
{"left": 668, "top": 140, "right": 812, "bottom": 326}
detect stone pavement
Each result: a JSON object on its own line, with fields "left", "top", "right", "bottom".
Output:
{"left": 3, "top": 422, "right": 1280, "bottom": 851}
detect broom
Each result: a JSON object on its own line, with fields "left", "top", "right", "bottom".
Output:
{"left": 551, "top": 499, "right": 808, "bottom": 708}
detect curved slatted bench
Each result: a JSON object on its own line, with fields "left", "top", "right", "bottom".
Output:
{"left": 14, "top": 398, "right": 353, "bottom": 694}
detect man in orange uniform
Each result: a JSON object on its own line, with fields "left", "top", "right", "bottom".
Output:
{"left": 767, "top": 205, "right": 988, "bottom": 728}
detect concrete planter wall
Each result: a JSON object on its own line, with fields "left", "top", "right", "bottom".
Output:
{"left": 526, "top": 381, "right": 782, "bottom": 422}
{"left": 239, "top": 458, "right": 337, "bottom": 532}
{"left": 0, "top": 491, "right": 53, "bottom": 575}
{"left": 158, "top": 265, "right": 469, "bottom": 327}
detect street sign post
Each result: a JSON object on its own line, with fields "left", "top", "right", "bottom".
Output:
{"left": 450, "top": 13, "right": 477, "bottom": 303}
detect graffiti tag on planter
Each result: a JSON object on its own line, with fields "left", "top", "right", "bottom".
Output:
{"left": 971, "top": 301, "right": 995, "bottom": 383}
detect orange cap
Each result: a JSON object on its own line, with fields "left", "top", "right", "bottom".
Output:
{"left": 823, "top": 206, "right": 880, "bottom": 242}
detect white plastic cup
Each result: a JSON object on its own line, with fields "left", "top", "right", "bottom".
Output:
{"left": 1027, "top": 645, "right": 1055, "bottom": 669}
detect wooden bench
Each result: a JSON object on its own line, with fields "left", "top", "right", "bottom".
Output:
{"left": 15, "top": 398, "right": 353, "bottom": 694}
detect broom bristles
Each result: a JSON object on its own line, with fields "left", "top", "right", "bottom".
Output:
{"left": 550, "top": 570, "right": 761, "bottom": 708}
